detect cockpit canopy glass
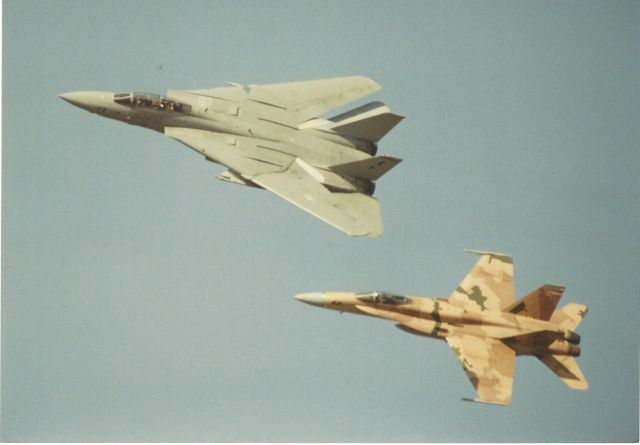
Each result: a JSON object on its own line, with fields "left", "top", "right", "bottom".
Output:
{"left": 356, "top": 291, "right": 411, "bottom": 305}
{"left": 113, "top": 92, "right": 191, "bottom": 113}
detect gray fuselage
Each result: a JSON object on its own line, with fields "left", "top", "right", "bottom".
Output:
{"left": 60, "top": 90, "right": 375, "bottom": 170}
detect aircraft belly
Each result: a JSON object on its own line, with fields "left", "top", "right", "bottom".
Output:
{"left": 242, "top": 126, "right": 370, "bottom": 173}
{"left": 164, "top": 125, "right": 364, "bottom": 180}
{"left": 165, "top": 102, "right": 372, "bottom": 169}
{"left": 244, "top": 120, "right": 369, "bottom": 167}
{"left": 289, "top": 135, "right": 370, "bottom": 167}
{"left": 234, "top": 143, "right": 293, "bottom": 173}
{"left": 445, "top": 324, "right": 522, "bottom": 340}
{"left": 165, "top": 127, "right": 291, "bottom": 178}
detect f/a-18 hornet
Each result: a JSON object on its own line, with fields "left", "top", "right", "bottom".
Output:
{"left": 295, "top": 250, "right": 589, "bottom": 405}
{"left": 59, "top": 76, "right": 403, "bottom": 237}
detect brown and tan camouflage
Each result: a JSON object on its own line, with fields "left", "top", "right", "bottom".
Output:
{"left": 448, "top": 249, "right": 515, "bottom": 312}
{"left": 295, "top": 250, "right": 589, "bottom": 405}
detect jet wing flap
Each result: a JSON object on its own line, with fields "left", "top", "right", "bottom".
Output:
{"left": 252, "top": 158, "right": 383, "bottom": 237}
{"left": 445, "top": 334, "right": 515, "bottom": 405}
{"left": 448, "top": 250, "right": 515, "bottom": 312}
{"left": 250, "top": 76, "right": 381, "bottom": 123}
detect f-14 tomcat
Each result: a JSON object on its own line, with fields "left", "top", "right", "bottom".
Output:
{"left": 59, "top": 76, "right": 403, "bottom": 237}
{"left": 295, "top": 250, "right": 589, "bottom": 405}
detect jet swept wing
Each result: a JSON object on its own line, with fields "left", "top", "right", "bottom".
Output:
{"left": 189, "top": 76, "right": 382, "bottom": 124}
{"left": 448, "top": 250, "right": 515, "bottom": 311}
{"left": 445, "top": 334, "right": 516, "bottom": 405}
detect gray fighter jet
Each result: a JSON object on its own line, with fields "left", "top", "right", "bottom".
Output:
{"left": 59, "top": 76, "right": 403, "bottom": 237}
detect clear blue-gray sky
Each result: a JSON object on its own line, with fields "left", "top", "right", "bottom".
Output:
{"left": 2, "top": 0, "right": 638, "bottom": 441}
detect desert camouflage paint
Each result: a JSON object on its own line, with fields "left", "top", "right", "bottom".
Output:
{"left": 295, "top": 250, "right": 589, "bottom": 405}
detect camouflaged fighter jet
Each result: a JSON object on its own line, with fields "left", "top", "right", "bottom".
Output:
{"left": 59, "top": 76, "right": 403, "bottom": 237}
{"left": 295, "top": 250, "right": 589, "bottom": 405}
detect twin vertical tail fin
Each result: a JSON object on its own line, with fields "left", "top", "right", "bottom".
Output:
{"left": 323, "top": 102, "right": 404, "bottom": 181}
{"left": 539, "top": 303, "right": 589, "bottom": 390}
{"left": 328, "top": 101, "right": 404, "bottom": 142}
{"left": 505, "top": 284, "right": 565, "bottom": 321}
{"left": 507, "top": 285, "right": 589, "bottom": 390}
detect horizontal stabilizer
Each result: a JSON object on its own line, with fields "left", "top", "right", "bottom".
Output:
{"left": 537, "top": 354, "right": 588, "bottom": 390}
{"left": 505, "top": 284, "right": 565, "bottom": 321}
{"left": 329, "top": 155, "right": 402, "bottom": 181}
{"left": 328, "top": 101, "right": 404, "bottom": 142}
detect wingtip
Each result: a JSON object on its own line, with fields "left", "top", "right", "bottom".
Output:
{"left": 345, "top": 228, "right": 383, "bottom": 238}
{"left": 355, "top": 75, "right": 381, "bottom": 91}
{"left": 377, "top": 154, "right": 403, "bottom": 163}
{"left": 462, "top": 397, "right": 510, "bottom": 406}
{"left": 464, "top": 248, "right": 512, "bottom": 258}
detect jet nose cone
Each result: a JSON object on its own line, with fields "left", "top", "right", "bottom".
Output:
{"left": 58, "top": 92, "right": 79, "bottom": 103}
{"left": 294, "top": 292, "right": 326, "bottom": 306}
{"left": 58, "top": 91, "right": 111, "bottom": 111}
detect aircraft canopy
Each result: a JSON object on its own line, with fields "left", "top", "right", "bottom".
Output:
{"left": 357, "top": 291, "right": 411, "bottom": 305}
{"left": 113, "top": 92, "right": 191, "bottom": 113}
